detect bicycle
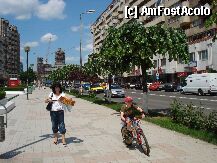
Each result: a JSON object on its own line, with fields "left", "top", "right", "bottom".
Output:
{"left": 121, "top": 117, "right": 150, "bottom": 156}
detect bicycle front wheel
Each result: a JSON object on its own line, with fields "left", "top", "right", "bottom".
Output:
{"left": 139, "top": 130, "right": 150, "bottom": 156}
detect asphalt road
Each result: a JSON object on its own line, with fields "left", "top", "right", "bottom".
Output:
{"left": 97, "top": 89, "right": 217, "bottom": 112}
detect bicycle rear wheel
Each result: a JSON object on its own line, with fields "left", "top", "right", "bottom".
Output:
{"left": 139, "top": 130, "right": 150, "bottom": 156}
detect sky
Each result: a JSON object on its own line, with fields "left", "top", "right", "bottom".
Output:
{"left": 0, "top": 0, "right": 111, "bottom": 70}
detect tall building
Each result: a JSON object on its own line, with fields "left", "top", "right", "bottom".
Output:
{"left": 0, "top": 18, "right": 20, "bottom": 79}
{"left": 20, "top": 62, "right": 23, "bottom": 72}
{"left": 91, "top": 0, "right": 216, "bottom": 82}
{"left": 37, "top": 57, "right": 44, "bottom": 76}
{"left": 55, "top": 48, "right": 65, "bottom": 68}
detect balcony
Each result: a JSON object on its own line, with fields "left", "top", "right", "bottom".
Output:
{"left": 118, "top": 14, "right": 124, "bottom": 20}
{"left": 180, "top": 1, "right": 190, "bottom": 27}
{"left": 144, "top": 15, "right": 165, "bottom": 27}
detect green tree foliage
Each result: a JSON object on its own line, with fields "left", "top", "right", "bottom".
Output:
{"left": 86, "top": 20, "right": 189, "bottom": 92}
{"left": 205, "top": 0, "right": 217, "bottom": 40}
{"left": 19, "top": 68, "right": 37, "bottom": 84}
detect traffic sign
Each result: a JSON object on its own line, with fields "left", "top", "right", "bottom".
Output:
{"left": 156, "top": 76, "right": 159, "bottom": 80}
{"left": 156, "top": 73, "right": 159, "bottom": 77}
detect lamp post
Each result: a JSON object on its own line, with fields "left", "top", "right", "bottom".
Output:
{"left": 24, "top": 46, "right": 30, "bottom": 100}
{"left": 80, "top": 9, "right": 95, "bottom": 67}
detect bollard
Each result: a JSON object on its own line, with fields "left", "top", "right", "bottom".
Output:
{"left": 0, "top": 116, "right": 5, "bottom": 142}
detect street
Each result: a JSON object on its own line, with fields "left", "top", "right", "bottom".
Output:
{"left": 97, "top": 89, "right": 217, "bottom": 112}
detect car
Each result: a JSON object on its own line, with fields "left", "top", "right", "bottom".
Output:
{"left": 158, "top": 83, "right": 165, "bottom": 91}
{"left": 104, "top": 84, "right": 125, "bottom": 97}
{"left": 135, "top": 83, "right": 153, "bottom": 90}
{"left": 129, "top": 83, "right": 136, "bottom": 89}
{"left": 90, "top": 83, "right": 104, "bottom": 93}
{"left": 164, "top": 83, "right": 178, "bottom": 92}
{"left": 147, "top": 83, "right": 152, "bottom": 88}
{"left": 176, "top": 83, "right": 183, "bottom": 92}
{"left": 73, "top": 83, "right": 81, "bottom": 89}
{"left": 82, "top": 83, "right": 91, "bottom": 91}
{"left": 149, "top": 82, "right": 160, "bottom": 91}
{"left": 135, "top": 83, "right": 142, "bottom": 90}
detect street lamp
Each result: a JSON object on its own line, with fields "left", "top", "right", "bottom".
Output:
{"left": 80, "top": 9, "right": 95, "bottom": 67}
{"left": 24, "top": 46, "right": 30, "bottom": 100}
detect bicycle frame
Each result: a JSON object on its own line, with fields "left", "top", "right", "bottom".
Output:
{"left": 129, "top": 119, "right": 143, "bottom": 144}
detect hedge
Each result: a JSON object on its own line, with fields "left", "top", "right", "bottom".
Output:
{"left": 0, "top": 91, "right": 6, "bottom": 100}
{"left": 0, "top": 87, "right": 25, "bottom": 91}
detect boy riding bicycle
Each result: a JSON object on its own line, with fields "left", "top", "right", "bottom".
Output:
{"left": 120, "top": 96, "right": 145, "bottom": 131}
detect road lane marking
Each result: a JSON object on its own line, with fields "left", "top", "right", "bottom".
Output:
{"left": 179, "top": 97, "right": 186, "bottom": 99}
{"left": 210, "top": 100, "right": 217, "bottom": 102}
{"left": 169, "top": 96, "right": 176, "bottom": 98}
{"left": 159, "top": 95, "right": 165, "bottom": 97}
{"left": 138, "top": 98, "right": 141, "bottom": 100}
{"left": 149, "top": 94, "right": 156, "bottom": 96}
{"left": 206, "top": 108, "right": 211, "bottom": 110}
{"left": 131, "top": 92, "right": 136, "bottom": 94}
{"left": 189, "top": 98, "right": 197, "bottom": 100}
{"left": 200, "top": 99, "right": 208, "bottom": 101}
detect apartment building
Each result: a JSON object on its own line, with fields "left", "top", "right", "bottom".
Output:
{"left": 54, "top": 48, "right": 65, "bottom": 69}
{"left": 91, "top": 0, "right": 217, "bottom": 82}
{"left": 0, "top": 18, "right": 20, "bottom": 79}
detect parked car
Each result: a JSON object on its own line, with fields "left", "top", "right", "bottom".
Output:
{"left": 176, "top": 83, "right": 183, "bottom": 92}
{"left": 73, "top": 83, "right": 81, "bottom": 89}
{"left": 105, "top": 84, "right": 125, "bottom": 97}
{"left": 129, "top": 83, "right": 136, "bottom": 89}
{"left": 90, "top": 83, "right": 104, "bottom": 93}
{"left": 82, "top": 83, "right": 91, "bottom": 91}
{"left": 164, "top": 83, "right": 178, "bottom": 92}
{"left": 135, "top": 82, "right": 153, "bottom": 90}
{"left": 147, "top": 83, "right": 152, "bottom": 88}
{"left": 158, "top": 83, "right": 165, "bottom": 91}
{"left": 182, "top": 73, "right": 217, "bottom": 95}
{"left": 135, "top": 83, "right": 142, "bottom": 90}
{"left": 149, "top": 82, "right": 160, "bottom": 91}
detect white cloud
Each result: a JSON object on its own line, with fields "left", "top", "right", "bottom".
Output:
{"left": 36, "top": 0, "right": 66, "bottom": 20}
{"left": 24, "top": 41, "right": 39, "bottom": 48}
{"left": 75, "top": 43, "right": 93, "bottom": 52}
{"left": 0, "top": 0, "right": 66, "bottom": 20}
{"left": 71, "top": 25, "right": 90, "bottom": 32}
{"left": 40, "top": 33, "right": 58, "bottom": 43}
{"left": 71, "top": 26, "right": 80, "bottom": 32}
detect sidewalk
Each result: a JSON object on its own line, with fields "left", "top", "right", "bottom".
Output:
{"left": 0, "top": 88, "right": 216, "bottom": 163}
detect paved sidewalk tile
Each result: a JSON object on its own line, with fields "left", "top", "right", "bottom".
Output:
{"left": 0, "top": 88, "right": 216, "bottom": 163}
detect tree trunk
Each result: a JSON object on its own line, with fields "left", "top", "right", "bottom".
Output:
{"left": 108, "top": 74, "right": 112, "bottom": 103}
{"left": 141, "top": 60, "right": 149, "bottom": 113}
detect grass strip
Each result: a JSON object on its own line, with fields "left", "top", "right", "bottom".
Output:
{"left": 145, "top": 117, "right": 217, "bottom": 145}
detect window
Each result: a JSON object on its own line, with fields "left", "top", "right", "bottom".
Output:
{"left": 191, "top": 19, "right": 203, "bottom": 28}
{"left": 161, "top": 58, "right": 166, "bottom": 66}
{"left": 198, "top": 50, "right": 208, "bottom": 61}
{"left": 189, "top": 52, "right": 195, "bottom": 62}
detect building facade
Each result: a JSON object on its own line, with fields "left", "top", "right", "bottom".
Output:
{"left": 91, "top": 0, "right": 216, "bottom": 82}
{"left": 54, "top": 48, "right": 65, "bottom": 69}
{"left": 0, "top": 18, "right": 20, "bottom": 79}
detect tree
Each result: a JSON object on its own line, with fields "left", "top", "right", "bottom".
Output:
{"left": 205, "top": 0, "right": 217, "bottom": 40}
{"left": 19, "top": 68, "right": 37, "bottom": 84}
{"left": 87, "top": 20, "right": 189, "bottom": 108}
